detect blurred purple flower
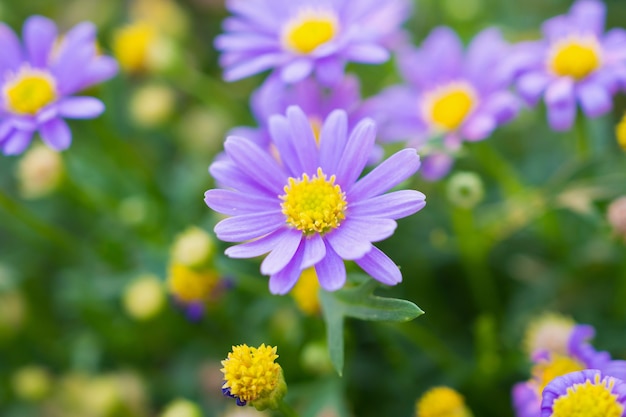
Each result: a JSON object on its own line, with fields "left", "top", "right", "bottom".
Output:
{"left": 0, "top": 16, "right": 118, "bottom": 155}
{"left": 512, "top": 0, "right": 626, "bottom": 131}
{"left": 214, "top": 0, "right": 411, "bottom": 85}
{"left": 512, "top": 324, "right": 626, "bottom": 417}
{"left": 541, "top": 370, "right": 626, "bottom": 417}
{"left": 205, "top": 106, "right": 425, "bottom": 294}
{"left": 367, "top": 27, "right": 520, "bottom": 180}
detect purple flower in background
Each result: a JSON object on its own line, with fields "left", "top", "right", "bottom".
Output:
{"left": 541, "top": 370, "right": 626, "bottom": 417}
{"left": 215, "top": 0, "right": 410, "bottom": 85}
{"left": 0, "top": 16, "right": 118, "bottom": 155}
{"left": 512, "top": 324, "right": 626, "bottom": 417}
{"left": 231, "top": 73, "right": 370, "bottom": 150}
{"left": 513, "top": 0, "right": 626, "bottom": 131}
{"left": 205, "top": 106, "right": 425, "bottom": 294}
{"left": 368, "top": 27, "right": 519, "bottom": 180}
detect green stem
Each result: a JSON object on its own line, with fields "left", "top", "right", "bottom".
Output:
{"left": 472, "top": 142, "right": 524, "bottom": 197}
{"left": 0, "top": 189, "right": 74, "bottom": 250}
{"left": 451, "top": 207, "right": 500, "bottom": 314}
{"left": 575, "top": 115, "right": 590, "bottom": 159}
{"left": 276, "top": 401, "right": 299, "bottom": 417}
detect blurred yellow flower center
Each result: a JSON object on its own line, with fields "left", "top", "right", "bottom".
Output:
{"left": 291, "top": 268, "right": 321, "bottom": 315}
{"left": 112, "top": 22, "right": 157, "bottom": 73}
{"left": 3, "top": 68, "right": 57, "bottom": 115}
{"left": 552, "top": 375, "right": 623, "bottom": 417}
{"left": 281, "top": 167, "right": 347, "bottom": 235}
{"left": 423, "top": 82, "right": 477, "bottom": 131}
{"left": 523, "top": 313, "right": 575, "bottom": 357}
{"left": 221, "top": 344, "right": 280, "bottom": 404}
{"left": 282, "top": 10, "right": 338, "bottom": 54}
{"left": 167, "top": 263, "right": 218, "bottom": 303}
{"left": 549, "top": 36, "right": 601, "bottom": 80}
{"left": 532, "top": 355, "right": 585, "bottom": 393}
{"left": 416, "top": 386, "right": 468, "bottom": 417}
{"left": 616, "top": 113, "right": 626, "bottom": 150}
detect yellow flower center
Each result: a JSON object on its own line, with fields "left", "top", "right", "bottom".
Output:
{"left": 422, "top": 82, "right": 477, "bottom": 131}
{"left": 282, "top": 10, "right": 338, "bottom": 54}
{"left": 551, "top": 375, "right": 623, "bottom": 417}
{"left": 112, "top": 21, "right": 157, "bottom": 73}
{"left": 167, "top": 263, "right": 218, "bottom": 303}
{"left": 616, "top": 113, "right": 626, "bottom": 151}
{"left": 291, "top": 268, "right": 321, "bottom": 315}
{"left": 548, "top": 36, "right": 602, "bottom": 80}
{"left": 221, "top": 344, "right": 281, "bottom": 404}
{"left": 3, "top": 67, "right": 57, "bottom": 115}
{"left": 280, "top": 167, "right": 347, "bottom": 235}
{"left": 532, "top": 355, "right": 585, "bottom": 393}
{"left": 416, "top": 386, "right": 469, "bottom": 417}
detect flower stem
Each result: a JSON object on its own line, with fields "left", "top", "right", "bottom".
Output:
{"left": 575, "top": 115, "right": 590, "bottom": 159}
{"left": 0, "top": 188, "right": 74, "bottom": 250}
{"left": 276, "top": 401, "right": 299, "bottom": 417}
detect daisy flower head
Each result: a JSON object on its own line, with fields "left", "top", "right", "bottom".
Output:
{"left": 214, "top": 0, "right": 411, "bottom": 85}
{"left": 369, "top": 27, "right": 520, "bottom": 180}
{"left": 513, "top": 0, "right": 626, "bottom": 131}
{"left": 512, "top": 324, "right": 626, "bottom": 417}
{"left": 541, "top": 370, "right": 626, "bottom": 417}
{"left": 0, "top": 16, "right": 118, "bottom": 155}
{"left": 205, "top": 106, "right": 425, "bottom": 295}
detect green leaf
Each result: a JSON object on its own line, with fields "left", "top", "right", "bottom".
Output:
{"left": 319, "top": 275, "right": 425, "bottom": 375}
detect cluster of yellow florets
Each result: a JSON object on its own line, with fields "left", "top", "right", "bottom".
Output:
{"left": 416, "top": 386, "right": 472, "bottom": 417}
{"left": 221, "top": 344, "right": 282, "bottom": 405}
{"left": 167, "top": 263, "right": 219, "bottom": 304}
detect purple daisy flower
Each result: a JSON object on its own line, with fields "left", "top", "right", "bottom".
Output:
{"left": 0, "top": 16, "right": 118, "bottom": 155}
{"left": 512, "top": 324, "right": 626, "bottom": 417}
{"left": 214, "top": 0, "right": 411, "bottom": 85}
{"left": 541, "top": 370, "right": 626, "bottom": 417}
{"left": 512, "top": 0, "right": 626, "bottom": 131}
{"left": 205, "top": 106, "right": 425, "bottom": 294}
{"left": 367, "top": 27, "right": 520, "bottom": 180}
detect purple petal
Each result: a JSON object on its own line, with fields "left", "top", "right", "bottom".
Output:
{"left": 348, "top": 148, "right": 420, "bottom": 201}
{"left": 316, "top": 56, "right": 345, "bottom": 85}
{"left": 77, "top": 56, "right": 119, "bottom": 91}
{"left": 224, "top": 136, "right": 286, "bottom": 193}
{"left": 209, "top": 160, "right": 276, "bottom": 197}
{"left": 325, "top": 224, "right": 372, "bottom": 261}
{"left": 517, "top": 72, "right": 551, "bottom": 107}
{"left": 214, "top": 211, "right": 285, "bottom": 242}
{"left": 268, "top": 241, "right": 305, "bottom": 295}
{"left": 0, "top": 23, "right": 23, "bottom": 73}
{"left": 280, "top": 59, "right": 314, "bottom": 84}
{"left": 204, "top": 189, "right": 279, "bottom": 215}
{"left": 319, "top": 109, "right": 349, "bottom": 174}
{"left": 1, "top": 129, "right": 33, "bottom": 155}
{"left": 57, "top": 97, "right": 104, "bottom": 119}
{"left": 344, "top": 43, "right": 390, "bottom": 63}
{"left": 225, "top": 228, "right": 291, "bottom": 258}
{"left": 268, "top": 114, "right": 300, "bottom": 177}
{"left": 545, "top": 78, "right": 576, "bottom": 131}
{"left": 23, "top": 16, "right": 57, "bottom": 68}
{"left": 349, "top": 190, "right": 426, "bottom": 219}
{"left": 355, "top": 246, "right": 402, "bottom": 286}
{"left": 286, "top": 106, "right": 318, "bottom": 174}
{"left": 301, "top": 233, "right": 327, "bottom": 269}
{"left": 261, "top": 229, "right": 303, "bottom": 275}
{"left": 315, "top": 242, "right": 346, "bottom": 291}
{"left": 481, "top": 91, "right": 520, "bottom": 125}
{"left": 420, "top": 153, "right": 454, "bottom": 181}
{"left": 569, "top": 0, "right": 606, "bottom": 36}
{"left": 223, "top": 53, "right": 283, "bottom": 82}
{"left": 335, "top": 118, "right": 376, "bottom": 187}
{"left": 40, "top": 118, "right": 71, "bottom": 151}
{"left": 53, "top": 43, "right": 96, "bottom": 95}
{"left": 462, "top": 114, "right": 496, "bottom": 141}
{"left": 576, "top": 81, "right": 612, "bottom": 117}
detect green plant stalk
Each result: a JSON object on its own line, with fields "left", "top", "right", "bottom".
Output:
{"left": 472, "top": 142, "right": 525, "bottom": 197}
{"left": 0, "top": 189, "right": 74, "bottom": 250}
{"left": 276, "top": 401, "right": 299, "bottom": 417}
{"left": 575, "top": 115, "right": 590, "bottom": 159}
{"left": 451, "top": 207, "right": 500, "bottom": 314}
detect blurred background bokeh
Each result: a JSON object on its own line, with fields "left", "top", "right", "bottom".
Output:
{"left": 1, "top": 0, "right": 626, "bottom": 416}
